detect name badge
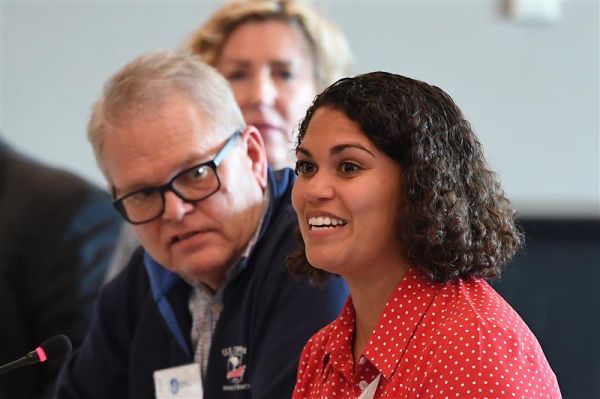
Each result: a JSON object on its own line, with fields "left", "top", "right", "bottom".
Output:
{"left": 153, "top": 363, "right": 203, "bottom": 399}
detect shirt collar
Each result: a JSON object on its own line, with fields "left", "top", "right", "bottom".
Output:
{"left": 224, "top": 188, "right": 270, "bottom": 281}
{"left": 206, "top": 187, "right": 271, "bottom": 302}
{"left": 322, "top": 269, "right": 440, "bottom": 381}
{"left": 322, "top": 296, "right": 356, "bottom": 379}
{"left": 364, "top": 269, "right": 439, "bottom": 379}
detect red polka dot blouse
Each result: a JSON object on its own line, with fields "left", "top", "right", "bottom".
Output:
{"left": 293, "top": 269, "right": 561, "bottom": 399}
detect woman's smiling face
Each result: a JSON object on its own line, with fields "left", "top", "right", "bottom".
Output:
{"left": 292, "top": 106, "right": 406, "bottom": 279}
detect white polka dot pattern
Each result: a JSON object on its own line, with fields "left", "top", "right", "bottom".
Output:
{"left": 292, "top": 269, "right": 562, "bottom": 398}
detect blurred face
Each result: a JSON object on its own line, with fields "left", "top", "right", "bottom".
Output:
{"left": 102, "top": 96, "right": 268, "bottom": 290}
{"left": 216, "top": 20, "right": 317, "bottom": 170}
{"left": 292, "top": 107, "right": 406, "bottom": 281}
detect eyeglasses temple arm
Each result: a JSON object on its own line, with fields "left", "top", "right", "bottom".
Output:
{"left": 213, "top": 130, "right": 242, "bottom": 166}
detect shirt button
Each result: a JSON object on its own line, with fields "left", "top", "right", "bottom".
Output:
{"left": 358, "top": 380, "right": 369, "bottom": 390}
{"left": 359, "top": 356, "right": 367, "bottom": 365}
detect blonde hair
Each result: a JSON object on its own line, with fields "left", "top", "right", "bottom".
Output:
{"left": 88, "top": 50, "right": 244, "bottom": 177}
{"left": 187, "top": 0, "right": 352, "bottom": 91}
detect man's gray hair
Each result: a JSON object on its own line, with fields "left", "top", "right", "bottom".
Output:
{"left": 88, "top": 50, "right": 244, "bottom": 175}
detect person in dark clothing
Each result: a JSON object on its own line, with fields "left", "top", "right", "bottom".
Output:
{"left": 0, "top": 137, "right": 121, "bottom": 399}
{"left": 55, "top": 50, "right": 347, "bottom": 398}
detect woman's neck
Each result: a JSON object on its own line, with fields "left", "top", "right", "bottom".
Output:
{"left": 346, "top": 264, "right": 410, "bottom": 362}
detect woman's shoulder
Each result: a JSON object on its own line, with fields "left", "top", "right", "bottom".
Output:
{"left": 396, "top": 277, "right": 562, "bottom": 398}
{"left": 414, "top": 277, "right": 560, "bottom": 394}
{"left": 435, "top": 277, "right": 528, "bottom": 334}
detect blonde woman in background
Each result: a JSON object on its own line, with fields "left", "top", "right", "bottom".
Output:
{"left": 188, "top": 0, "right": 352, "bottom": 170}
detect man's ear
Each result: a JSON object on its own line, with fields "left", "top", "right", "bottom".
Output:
{"left": 242, "top": 125, "right": 268, "bottom": 189}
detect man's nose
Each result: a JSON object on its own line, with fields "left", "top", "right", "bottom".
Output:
{"left": 162, "top": 190, "right": 194, "bottom": 222}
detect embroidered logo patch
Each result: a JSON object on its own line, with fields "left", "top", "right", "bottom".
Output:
{"left": 221, "top": 346, "right": 250, "bottom": 391}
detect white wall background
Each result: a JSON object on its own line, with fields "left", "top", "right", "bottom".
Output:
{"left": 1, "top": 0, "right": 598, "bottom": 218}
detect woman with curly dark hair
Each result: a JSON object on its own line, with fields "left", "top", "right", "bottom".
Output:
{"left": 289, "top": 72, "right": 561, "bottom": 398}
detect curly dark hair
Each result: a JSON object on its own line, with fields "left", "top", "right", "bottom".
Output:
{"left": 287, "top": 71, "right": 524, "bottom": 285}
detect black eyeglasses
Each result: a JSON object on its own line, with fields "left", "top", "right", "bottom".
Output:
{"left": 113, "top": 130, "right": 242, "bottom": 224}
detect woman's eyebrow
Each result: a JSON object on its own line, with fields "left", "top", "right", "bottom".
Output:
{"left": 296, "top": 143, "right": 376, "bottom": 158}
{"left": 218, "top": 59, "right": 250, "bottom": 68}
{"left": 296, "top": 147, "right": 312, "bottom": 158}
{"left": 330, "top": 143, "right": 376, "bottom": 158}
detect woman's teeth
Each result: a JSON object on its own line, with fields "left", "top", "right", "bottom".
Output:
{"left": 308, "top": 216, "right": 347, "bottom": 230}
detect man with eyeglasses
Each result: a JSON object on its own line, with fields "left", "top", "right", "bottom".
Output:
{"left": 55, "top": 51, "right": 347, "bottom": 399}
